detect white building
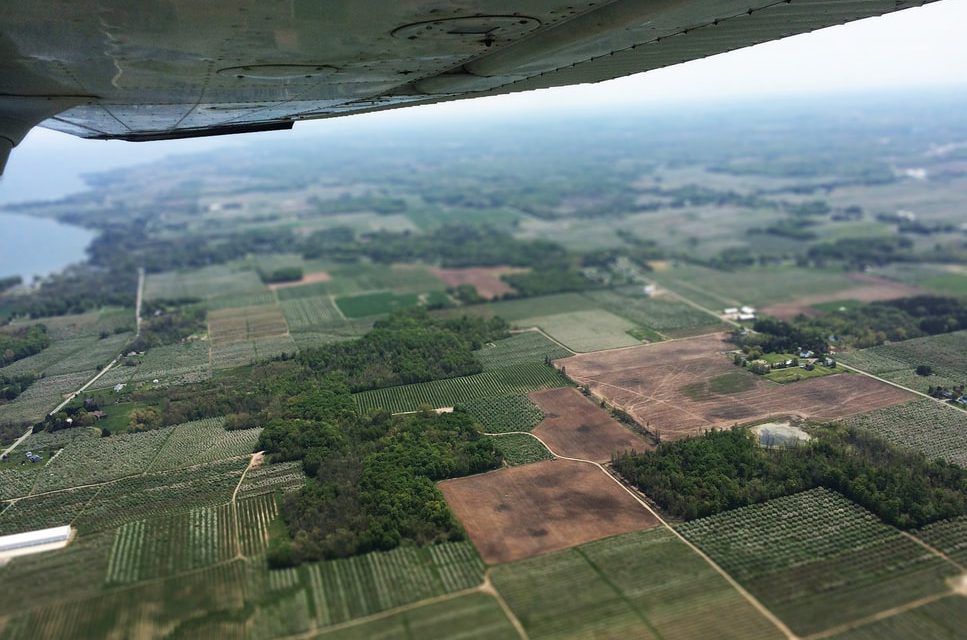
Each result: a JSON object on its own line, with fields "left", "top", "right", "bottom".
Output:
{"left": 740, "top": 305, "right": 756, "bottom": 315}
{"left": 0, "top": 525, "right": 73, "bottom": 559}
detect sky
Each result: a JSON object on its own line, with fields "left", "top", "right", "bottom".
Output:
{"left": 1, "top": 0, "right": 965, "bottom": 203}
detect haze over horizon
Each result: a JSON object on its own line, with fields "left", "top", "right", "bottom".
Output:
{"left": 1, "top": 0, "right": 965, "bottom": 205}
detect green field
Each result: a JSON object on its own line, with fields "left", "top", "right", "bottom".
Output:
{"left": 827, "top": 596, "right": 967, "bottom": 640}
{"left": 147, "top": 418, "right": 259, "bottom": 471}
{"left": 31, "top": 427, "right": 175, "bottom": 493}
{"left": 677, "top": 488, "right": 959, "bottom": 636}
{"left": 452, "top": 292, "right": 599, "bottom": 322}
{"left": 459, "top": 394, "right": 544, "bottom": 433}
{"left": 335, "top": 291, "right": 420, "bottom": 318}
{"left": 516, "top": 309, "right": 641, "bottom": 352}
{"left": 280, "top": 295, "right": 343, "bottom": 331}
{"left": 586, "top": 288, "right": 724, "bottom": 337}
{"left": 0, "top": 486, "right": 100, "bottom": 535}
{"left": 839, "top": 331, "right": 967, "bottom": 394}
{"left": 473, "top": 331, "right": 572, "bottom": 370}
{"left": 144, "top": 265, "right": 267, "bottom": 301}
{"left": 237, "top": 461, "right": 306, "bottom": 500}
{"left": 651, "top": 264, "right": 859, "bottom": 308}
{"left": 105, "top": 504, "right": 237, "bottom": 584}
{"left": 915, "top": 516, "right": 967, "bottom": 566}
{"left": 353, "top": 362, "right": 570, "bottom": 414}
{"left": 316, "top": 592, "right": 517, "bottom": 640}
{"left": 491, "top": 527, "right": 783, "bottom": 640}
{"left": 487, "top": 433, "right": 554, "bottom": 466}
{"left": 73, "top": 458, "right": 247, "bottom": 534}
{"left": 842, "top": 400, "right": 967, "bottom": 467}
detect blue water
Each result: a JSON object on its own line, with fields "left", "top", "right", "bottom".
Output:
{"left": 0, "top": 212, "right": 95, "bottom": 282}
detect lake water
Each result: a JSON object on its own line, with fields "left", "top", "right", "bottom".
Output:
{"left": 0, "top": 212, "right": 95, "bottom": 282}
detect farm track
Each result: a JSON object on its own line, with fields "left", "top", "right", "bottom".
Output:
{"left": 2, "top": 453, "right": 253, "bottom": 505}
{"left": 837, "top": 362, "right": 967, "bottom": 415}
{"left": 232, "top": 452, "right": 261, "bottom": 559}
{"left": 480, "top": 428, "right": 797, "bottom": 640}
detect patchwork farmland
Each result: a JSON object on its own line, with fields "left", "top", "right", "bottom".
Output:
{"left": 560, "top": 333, "right": 914, "bottom": 439}
{"left": 491, "top": 527, "right": 785, "bottom": 640}
{"left": 677, "top": 488, "right": 960, "bottom": 636}
{"left": 353, "top": 362, "right": 570, "bottom": 414}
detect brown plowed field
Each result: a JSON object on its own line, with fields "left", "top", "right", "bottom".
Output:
{"left": 439, "top": 459, "right": 658, "bottom": 564}
{"left": 529, "top": 388, "right": 652, "bottom": 462}
{"left": 430, "top": 266, "right": 527, "bottom": 299}
{"left": 761, "top": 274, "right": 921, "bottom": 319}
{"left": 559, "top": 333, "right": 913, "bottom": 440}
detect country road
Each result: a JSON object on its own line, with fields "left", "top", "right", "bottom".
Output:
{"left": 2, "top": 266, "right": 143, "bottom": 459}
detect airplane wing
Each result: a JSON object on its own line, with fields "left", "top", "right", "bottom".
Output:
{"left": 0, "top": 0, "right": 936, "bottom": 172}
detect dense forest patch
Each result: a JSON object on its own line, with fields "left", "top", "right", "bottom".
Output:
{"left": 613, "top": 425, "right": 967, "bottom": 528}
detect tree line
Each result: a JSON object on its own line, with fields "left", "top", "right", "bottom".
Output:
{"left": 613, "top": 425, "right": 967, "bottom": 529}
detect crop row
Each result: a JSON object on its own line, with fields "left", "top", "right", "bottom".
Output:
{"left": 491, "top": 527, "right": 782, "bottom": 640}
{"left": 486, "top": 433, "right": 554, "bottom": 466}
{"left": 677, "top": 488, "right": 958, "bottom": 636}
{"left": 0, "top": 486, "right": 100, "bottom": 536}
{"left": 280, "top": 295, "right": 343, "bottom": 331}
{"left": 300, "top": 541, "right": 485, "bottom": 627}
{"left": 0, "top": 469, "right": 38, "bottom": 501}
{"left": 914, "top": 516, "right": 967, "bottom": 565}
{"left": 32, "top": 426, "right": 175, "bottom": 493}
{"left": 473, "top": 332, "right": 572, "bottom": 371}
{"left": 148, "top": 418, "right": 259, "bottom": 472}
{"left": 144, "top": 265, "right": 265, "bottom": 302}
{"left": 104, "top": 504, "right": 237, "bottom": 584}
{"left": 238, "top": 492, "right": 279, "bottom": 557}
{"left": 353, "top": 362, "right": 569, "bottom": 414}
{"left": 238, "top": 461, "right": 306, "bottom": 500}
{"left": 587, "top": 288, "right": 722, "bottom": 332}
{"left": 677, "top": 487, "right": 896, "bottom": 580}
{"left": 843, "top": 399, "right": 967, "bottom": 468}
{"left": 73, "top": 457, "right": 246, "bottom": 533}
{"left": 460, "top": 394, "right": 544, "bottom": 433}
{"left": 0, "top": 371, "right": 91, "bottom": 426}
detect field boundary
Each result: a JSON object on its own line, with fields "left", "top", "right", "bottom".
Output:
{"left": 837, "top": 361, "right": 967, "bottom": 415}
{"left": 476, "top": 428, "right": 797, "bottom": 640}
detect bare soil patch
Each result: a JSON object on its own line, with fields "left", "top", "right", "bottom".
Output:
{"left": 430, "top": 266, "right": 528, "bottom": 300}
{"left": 267, "top": 270, "right": 332, "bottom": 290}
{"left": 529, "top": 388, "right": 652, "bottom": 462}
{"left": 439, "top": 459, "right": 658, "bottom": 564}
{"left": 761, "top": 274, "right": 922, "bottom": 319}
{"left": 559, "top": 333, "right": 913, "bottom": 441}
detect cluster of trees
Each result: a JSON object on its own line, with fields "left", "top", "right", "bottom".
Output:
{"left": 0, "top": 373, "right": 36, "bottom": 403}
{"left": 739, "top": 317, "right": 828, "bottom": 354}
{"left": 297, "top": 308, "right": 507, "bottom": 392}
{"left": 264, "top": 402, "right": 501, "bottom": 564}
{"left": 259, "top": 266, "right": 303, "bottom": 284}
{"left": 612, "top": 425, "right": 967, "bottom": 529}
{"left": 0, "top": 265, "right": 136, "bottom": 322}
{"left": 0, "top": 276, "right": 22, "bottom": 294}
{"left": 804, "top": 236, "right": 915, "bottom": 268}
{"left": 0, "top": 325, "right": 50, "bottom": 365}
{"left": 742, "top": 295, "right": 967, "bottom": 352}
{"left": 131, "top": 302, "right": 206, "bottom": 349}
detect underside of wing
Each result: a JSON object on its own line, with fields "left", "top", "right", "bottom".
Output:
{"left": 0, "top": 0, "right": 935, "bottom": 170}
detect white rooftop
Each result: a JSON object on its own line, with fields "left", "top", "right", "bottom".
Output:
{"left": 0, "top": 525, "right": 72, "bottom": 554}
